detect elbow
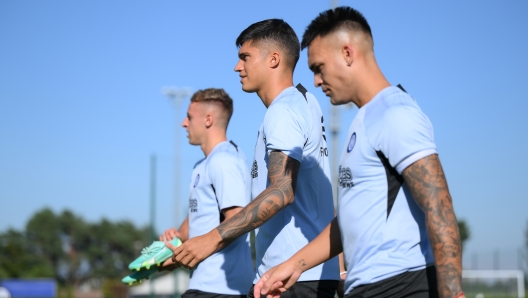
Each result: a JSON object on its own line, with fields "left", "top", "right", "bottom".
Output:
{"left": 285, "top": 194, "right": 295, "bottom": 206}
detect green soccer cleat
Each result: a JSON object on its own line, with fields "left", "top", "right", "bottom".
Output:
{"left": 122, "top": 265, "right": 159, "bottom": 285}
{"left": 128, "top": 237, "right": 182, "bottom": 271}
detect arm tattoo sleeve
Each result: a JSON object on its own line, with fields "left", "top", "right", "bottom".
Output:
{"left": 402, "top": 154, "right": 463, "bottom": 298}
{"left": 217, "top": 151, "right": 300, "bottom": 241}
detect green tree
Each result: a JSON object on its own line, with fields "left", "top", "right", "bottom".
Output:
{"left": 85, "top": 218, "right": 149, "bottom": 279}
{"left": 0, "top": 228, "right": 54, "bottom": 278}
{"left": 457, "top": 219, "right": 470, "bottom": 253}
{"left": 1, "top": 207, "right": 150, "bottom": 291}
{"left": 25, "top": 208, "right": 64, "bottom": 282}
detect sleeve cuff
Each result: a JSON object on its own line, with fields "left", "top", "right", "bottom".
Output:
{"left": 395, "top": 149, "right": 437, "bottom": 174}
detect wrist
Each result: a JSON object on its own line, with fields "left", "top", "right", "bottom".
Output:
{"left": 287, "top": 257, "right": 307, "bottom": 275}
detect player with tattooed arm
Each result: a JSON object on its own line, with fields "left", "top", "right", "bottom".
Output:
{"left": 167, "top": 19, "right": 340, "bottom": 298}
{"left": 254, "top": 7, "right": 465, "bottom": 298}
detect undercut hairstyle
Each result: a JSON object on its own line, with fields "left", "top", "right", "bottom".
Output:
{"left": 190, "top": 88, "right": 234, "bottom": 126}
{"left": 301, "top": 6, "right": 372, "bottom": 50}
{"left": 236, "top": 19, "right": 300, "bottom": 72}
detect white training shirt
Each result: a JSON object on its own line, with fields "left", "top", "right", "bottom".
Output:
{"left": 187, "top": 141, "right": 254, "bottom": 295}
{"left": 251, "top": 84, "right": 339, "bottom": 283}
{"left": 337, "top": 86, "right": 437, "bottom": 294}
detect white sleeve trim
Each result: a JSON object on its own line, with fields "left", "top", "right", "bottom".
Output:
{"left": 396, "top": 149, "right": 437, "bottom": 174}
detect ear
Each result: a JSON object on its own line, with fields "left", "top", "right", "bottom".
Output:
{"left": 204, "top": 112, "right": 213, "bottom": 129}
{"left": 269, "top": 51, "right": 280, "bottom": 69}
{"left": 343, "top": 45, "right": 353, "bottom": 67}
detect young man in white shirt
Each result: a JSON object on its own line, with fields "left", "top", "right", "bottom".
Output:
{"left": 168, "top": 19, "right": 340, "bottom": 298}
{"left": 161, "top": 88, "right": 254, "bottom": 298}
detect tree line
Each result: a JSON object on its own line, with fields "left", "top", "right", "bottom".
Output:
{"left": 0, "top": 207, "right": 473, "bottom": 293}
{"left": 0, "top": 208, "right": 150, "bottom": 292}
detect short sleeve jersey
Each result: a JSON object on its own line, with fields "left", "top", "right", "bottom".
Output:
{"left": 187, "top": 141, "right": 254, "bottom": 295}
{"left": 337, "top": 86, "right": 437, "bottom": 294}
{"left": 250, "top": 84, "right": 339, "bottom": 283}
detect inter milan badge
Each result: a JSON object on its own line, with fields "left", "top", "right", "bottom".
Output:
{"left": 347, "top": 133, "right": 356, "bottom": 153}
{"left": 193, "top": 174, "right": 200, "bottom": 188}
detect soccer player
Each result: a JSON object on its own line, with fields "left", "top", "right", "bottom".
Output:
{"left": 167, "top": 19, "right": 340, "bottom": 298}
{"left": 161, "top": 88, "right": 254, "bottom": 298}
{"left": 254, "top": 7, "right": 465, "bottom": 298}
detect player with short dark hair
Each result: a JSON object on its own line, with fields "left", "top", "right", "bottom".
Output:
{"left": 161, "top": 88, "right": 254, "bottom": 298}
{"left": 168, "top": 19, "right": 340, "bottom": 298}
{"left": 236, "top": 19, "right": 300, "bottom": 72}
{"left": 254, "top": 7, "right": 464, "bottom": 298}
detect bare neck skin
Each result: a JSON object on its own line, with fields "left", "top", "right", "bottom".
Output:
{"left": 351, "top": 50, "right": 390, "bottom": 108}
{"left": 257, "top": 70, "right": 294, "bottom": 108}
{"left": 201, "top": 128, "right": 227, "bottom": 157}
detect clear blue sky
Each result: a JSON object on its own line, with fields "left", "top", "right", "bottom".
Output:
{"left": 1, "top": 1, "right": 527, "bottom": 270}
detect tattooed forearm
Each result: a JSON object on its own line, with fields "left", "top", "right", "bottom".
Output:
{"left": 217, "top": 151, "right": 300, "bottom": 242}
{"left": 402, "top": 154, "right": 463, "bottom": 298}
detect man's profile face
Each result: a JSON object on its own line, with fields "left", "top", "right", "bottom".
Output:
{"left": 307, "top": 35, "right": 350, "bottom": 106}
{"left": 182, "top": 102, "right": 206, "bottom": 146}
{"left": 234, "top": 41, "right": 267, "bottom": 93}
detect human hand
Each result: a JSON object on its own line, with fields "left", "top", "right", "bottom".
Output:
{"left": 158, "top": 255, "right": 180, "bottom": 271}
{"left": 253, "top": 261, "right": 303, "bottom": 298}
{"left": 160, "top": 228, "right": 181, "bottom": 242}
{"left": 166, "top": 231, "right": 220, "bottom": 269}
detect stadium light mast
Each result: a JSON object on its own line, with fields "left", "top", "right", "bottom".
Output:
{"left": 162, "top": 86, "right": 192, "bottom": 229}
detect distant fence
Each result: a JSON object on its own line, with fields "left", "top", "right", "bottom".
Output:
{"left": 463, "top": 247, "right": 527, "bottom": 272}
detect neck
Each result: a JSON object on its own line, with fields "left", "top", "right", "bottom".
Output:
{"left": 353, "top": 56, "right": 391, "bottom": 108}
{"left": 257, "top": 71, "right": 294, "bottom": 107}
{"left": 201, "top": 129, "right": 227, "bottom": 157}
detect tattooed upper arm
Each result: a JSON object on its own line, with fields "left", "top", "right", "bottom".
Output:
{"left": 402, "top": 154, "right": 463, "bottom": 297}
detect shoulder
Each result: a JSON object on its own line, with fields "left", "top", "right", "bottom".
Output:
{"left": 266, "top": 88, "right": 310, "bottom": 123}
{"left": 365, "top": 87, "right": 430, "bottom": 130}
{"left": 208, "top": 148, "right": 245, "bottom": 171}
{"left": 193, "top": 158, "right": 206, "bottom": 170}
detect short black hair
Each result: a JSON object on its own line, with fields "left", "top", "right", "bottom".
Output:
{"left": 301, "top": 6, "right": 372, "bottom": 50}
{"left": 236, "top": 19, "right": 300, "bottom": 71}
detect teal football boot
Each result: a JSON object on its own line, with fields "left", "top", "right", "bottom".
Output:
{"left": 128, "top": 237, "right": 182, "bottom": 271}
{"left": 122, "top": 265, "right": 158, "bottom": 285}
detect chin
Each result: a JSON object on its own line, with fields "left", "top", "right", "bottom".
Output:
{"left": 330, "top": 96, "right": 351, "bottom": 106}
{"left": 241, "top": 84, "right": 257, "bottom": 93}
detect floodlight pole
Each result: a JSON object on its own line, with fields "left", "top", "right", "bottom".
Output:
{"left": 162, "top": 86, "right": 192, "bottom": 229}
{"left": 149, "top": 154, "right": 156, "bottom": 298}
{"left": 162, "top": 86, "right": 192, "bottom": 297}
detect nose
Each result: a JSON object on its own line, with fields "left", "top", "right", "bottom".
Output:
{"left": 313, "top": 74, "right": 323, "bottom": 88}
{"left": 182, "top": 118, "right": 188, "bottom": 128}
{"left": 234, "top": 60, "right": 243, "bottom": 72}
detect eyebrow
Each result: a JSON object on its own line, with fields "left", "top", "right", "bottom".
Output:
{"left": 308, "top": 62, "right": 320, "bottom": 72}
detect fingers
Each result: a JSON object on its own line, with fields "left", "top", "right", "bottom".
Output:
{"left": 160, "top": 228, "right": 178, "bottom": 241}
{"left": 253, "top": 274, "right": 267, "bottom": 297}
{"left": 166, "top": 242, "right": 196, "bottom": 269}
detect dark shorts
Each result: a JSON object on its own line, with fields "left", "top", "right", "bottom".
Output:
{"left": 345, "top": 266, "right": 439, "bottom": 298}
{"left": 248, "top": 280, "right": 338, "bottom": 298}
{"left": 182, "top": 289, "right": 246, "bottom": 298}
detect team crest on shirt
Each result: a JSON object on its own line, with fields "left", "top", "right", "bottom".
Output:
{"left": 347, "top": 133, "right": 356, "bottom": 153}
{"left": 193, "top": 174, "right": 200, "bottom": 188}
{"left": 189, "top": 198, "right": 198, "bottom": 213}
{"left": 251, "top": 160, "right": 258, "bottom": 178}
{"left": 338, "top": 165, "right": 354, "bottom": 188}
